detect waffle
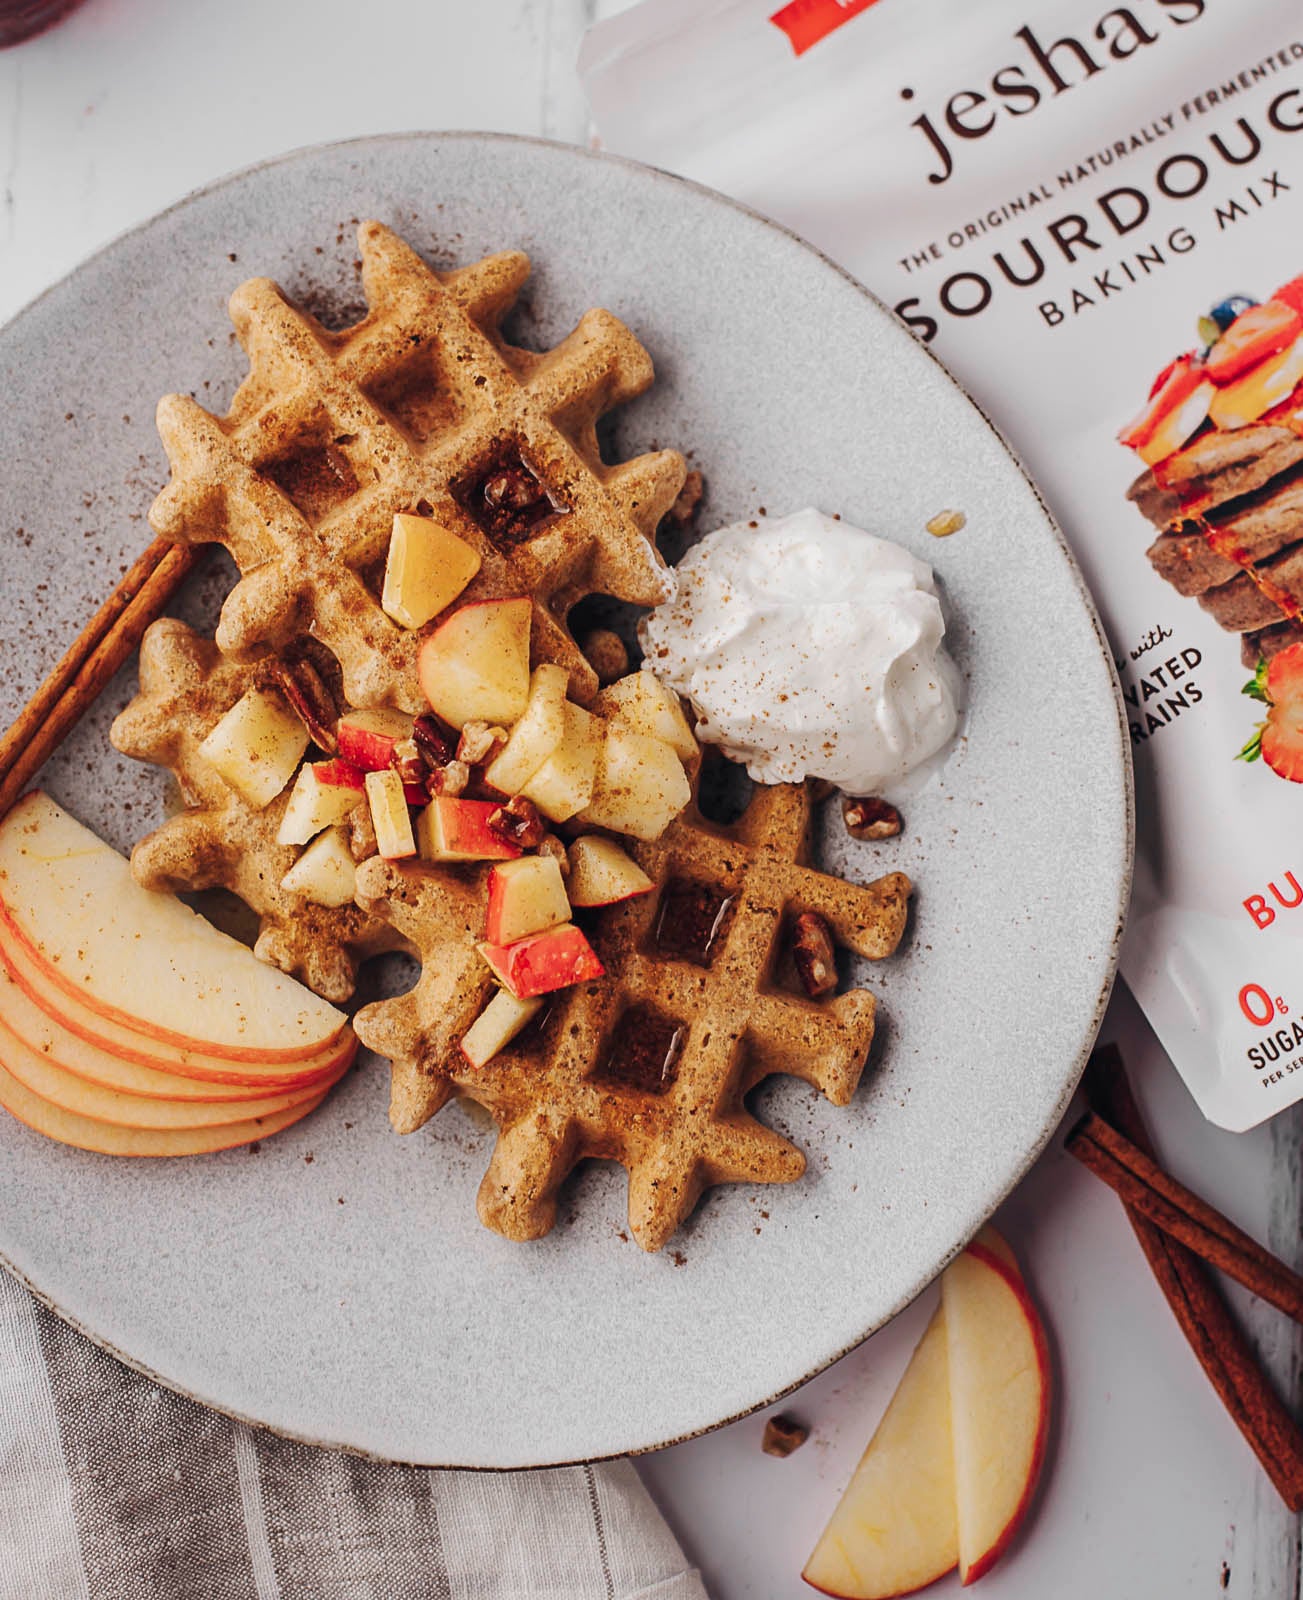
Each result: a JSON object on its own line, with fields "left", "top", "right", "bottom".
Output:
{"left": 110, "top": 618, "right": 407, "bottom": 1002}
{"left": 148, "top": 221, "right": 686, "bottom": 712}
{"left": 1127, "top": 406, "right": 1303, "bottom": 666}
{"left": 354, "top": 774, "right": 911, "bottom": 1250}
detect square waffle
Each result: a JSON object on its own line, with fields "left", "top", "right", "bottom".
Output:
{"left": 354, "top": 774, "right": 911, "bottom": 1251}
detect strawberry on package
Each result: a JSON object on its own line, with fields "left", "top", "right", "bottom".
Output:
{"left": 583, "top": 0, "right": 1303, "bottom": 1129}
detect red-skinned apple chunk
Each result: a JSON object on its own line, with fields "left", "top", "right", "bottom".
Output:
{"left": 336, "top": 708, "right": 415, "bottom": 773}
{"left": 418, "top": 798, "right": 523, "bottom": 863}
{"left": 478, "top": 924, "right": 604, "bottom": 998}
{"left": 277, "top": 759, "right": 365, "bottom": 846}
{"left": 485, "top": 856, "right": 571, "bottom": 945}
{"left": 417, "top": 596, "right": 531, "bottom": 729}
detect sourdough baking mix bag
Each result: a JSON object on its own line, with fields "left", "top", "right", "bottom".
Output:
{"left": 582, "top": 0, "right": 1303, "bottom": 1130}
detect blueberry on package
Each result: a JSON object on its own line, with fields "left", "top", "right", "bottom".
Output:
{"left": 582, "top": 0, "right": 1303, "bottom": 1129}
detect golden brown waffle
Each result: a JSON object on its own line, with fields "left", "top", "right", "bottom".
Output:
{"left": 355, "top": 776, "right": 911, "bottom": 1250}
{"left": 110, "top": 618, "right": 407, "bottom": 1002}
{"left": 148, "top": 221, "right": 686, "bottom": 712}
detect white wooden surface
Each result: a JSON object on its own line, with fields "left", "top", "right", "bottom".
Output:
{"left": 2, "top": 3, "right": 1301, "bottom": 1595}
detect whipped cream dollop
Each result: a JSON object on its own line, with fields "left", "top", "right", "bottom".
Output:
{"left": 640, "top": 508, "right": 960, "bottom": 793}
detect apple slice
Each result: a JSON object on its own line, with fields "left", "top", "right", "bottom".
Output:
{"left": 417, "top": 596, "right": 531, "bottom": 729}
{"left": 461, "top": 988, "right": 545, "bottom": 1068}
{"left": 277, "top": 759, "right": 365, "bottom": 846}
{"left": 578, "top": 726, "right": 691, "bottom": 841}
{"left": 483, "top": 663, "right": 570, "bottom": 795}
{"left": 199, "top": 687, "right": 309, "bottom": 809}
{"left": 381, "top": 511, "right": 482, "bottom": 629}
{"left": 0, "top": 1010, "right": 343, "bottom": 1131}
{"left": 0, "top": 957, "right": 346, "bottom": 1102}
{"left": 593, "top": 670, "right": 698, "bottom": 762}
{"left": 0, "top": 794, "right": 347, "bottom": 1063}
{"left": 485, "top": 855, "right": 571, "bottom": 945}
{"left": 364, "top": 769, "right": 417, "bottom": 860}
{"left": 336, "top": 707, "right": 415, "bottom": 773}
{"left": 803, "top": 1307, "right": 958, "bottom": 1598}
{"left": 518, "top": 701, "right": 602, "bottom": 822}
{"left": 478, "top": 924, "right": 604, "bottom": 998}
{"left": 0, "top": 1050, "right": 327, "bottom": 1157}
{"left": 417, "top": 797, "right": 523, "bottom": 863}
{"left": 567, "top": 836, "right": 654, "bottom": 907}
{"left": 280, "top": 826, "right": 358, "bottom": 907}
{"left": 942, "top": 1235, "right": 1050, "bottom": 1585}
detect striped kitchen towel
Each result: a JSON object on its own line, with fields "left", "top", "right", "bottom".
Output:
{"left": 0, "top": 1270, "right": 707, "bottom": 1600}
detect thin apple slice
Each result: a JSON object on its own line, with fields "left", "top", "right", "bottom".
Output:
{"left": 417, "top": 596, "right": 532, "bottom": 728}
{"left": 942, "top": 1237, "right": 1050, "bottom": 1585}
{"left": 483, "top": 663, "right": 570, "bottom": 795}
{"left": 0, "top": 925, "right": 354, "bottom": 1089}
{"left": 0, "top": 1051, "right": 327, "bottom": 1157}
{"left": 0, "top": 1011, "right": 343, "bottom": 1131}
{"left": 0, "top": 957, "right": 342, "bottom": 1102}
{"left": 0, "top": 795, "right": 347, "bottom": 1063}
{"left": 804, "top": 1308, "right": 958, "bottom": 1598}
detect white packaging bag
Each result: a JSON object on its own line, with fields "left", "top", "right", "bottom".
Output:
{"left": 582, "top": 0, "right": 1303, "bottom": 1130}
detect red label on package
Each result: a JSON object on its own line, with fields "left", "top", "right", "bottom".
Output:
{"left": 768, "top": 0, "right": 880, "bottom": 57}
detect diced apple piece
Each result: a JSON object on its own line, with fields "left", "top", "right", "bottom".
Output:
{"left": 518, "top": 702, "right": 602, "bottom": 822}
{"left": 364, "top": 769, "right": 416, "bottom": 860}
{"left": 567, "top": 837, "right": 654, "bottom": 907}
{"left": 276, "top": 759, "right": 366, "bottom": 846}
{"left": 198, "top": 687, "right": 308, "bottom": 809}
{"left": 942, "top": 1237, "right": 1050, "bottom": 1585}
{"left": 485, "top": 856, "right": 571, "bottom": 945}
{"left": 478, "top": 924, "right": 604, "bottom": 999}
{"left": 803, "top": 1307, "right": 957, "bottom": 1598}
{"left": 578, "top": 727, "right": 691, "bottom": 841}
{"left": 594, "top": 670, "right": 698, "bottom": 762}
{"left": 460, "top": 988, "right": 545, "bottom": 1068}
{"left": 336, "top": 707, "right": 415, "bottom": 773}
{"left": 280, "top": 827, "right": 357, "bottom": 908}
{"left": 381, "top": 511, "right": 482, "bottom": 629}
{"left": 483, "top": 664, "right": 570, "bottom": 795}
{"left": 417, "top": 596, "right": 531, "bottom": 729}
{"left": 417, "top": 797, "right": 522, "bottom": 863}
{"left": 0, "top": 794, "right": 347, "bottom": 1062}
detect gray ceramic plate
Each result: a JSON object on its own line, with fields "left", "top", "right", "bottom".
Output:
{"left": 0, "top": 133, "right": 1131, "bottom": 1467}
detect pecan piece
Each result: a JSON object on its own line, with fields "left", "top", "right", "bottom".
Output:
{"left": 761, "top": 1415, "right": 809, "bottom": 1458}
{"left": 457, "top": 720, "right": 508, "bottom": 767}
{"left": 482, "top": 463, "right": 546, "bottom": 515}
{"left": 411, "top": 712, "right": 456, "bottom": 768}
{"left": 268, "top": 655, "right": 339, "bottom": 753}
{"left": 579, "top": 628, "right": 629, "bottom": 687}
{"left": 429, "top": 759, "right": 470, "bottom": 798}
{"left": 842, "top": 795, "right": 903, "bottom": 841}
{"left": 791, "top": 911, "right": 838, "bottom": 998}
{"left": 487, "top": 794, "right": 546, "bottom": 851}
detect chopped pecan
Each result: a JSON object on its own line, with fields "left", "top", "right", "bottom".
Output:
{"left": 579, "top": 628, "right": 629, "bottom": 687}
{"left": 390, "top": 737, "right": 429, "bottom": 791}
{"left": 482, "top": 463, "right": 547, "bottom": 515}
{"left": 537, "top": 834, "right": 570, "bottom": 875}
{"left": 429, "top": 759, "right": 470, "bottom": 798}
{"left": 791, "top": 911, "right": 838, "bottom": 998}
{"left": 348, "top": 801, "right": 378, "bottom": 862}
{"left": 412, "top": 712, "right": 456, "bottom": 768}
{"left": 487, "top": 794, "right": 546, "bottom": 851}
{"left": 842, "top": 795, "right": 903, "bottom": 841}
{"left": 457, "top": 720, "right": 508, "bottom": 767}
{"left": 269, "top": 655, "right": 339, "bottom": 752}
{"left": 761, "top": 1415, "right": 809, "bottom": 1458}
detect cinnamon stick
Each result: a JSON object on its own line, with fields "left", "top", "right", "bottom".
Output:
{"left": 1068, "top": 1110, "right": 1303, "bottom": 1323}
{"left": 1084, "top": 1046, "right": 1303, "bottom": 1511}
{"left": 0, "top": 537, "right": 199, "bottom": 817}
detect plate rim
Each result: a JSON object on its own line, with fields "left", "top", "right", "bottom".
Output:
{"left": 0, "top": 128, "right": 1135, "bottom": 1467}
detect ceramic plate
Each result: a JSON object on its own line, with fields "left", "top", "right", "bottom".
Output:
{"left": 0, "top": 134, "right": 1131, "bottom": 1467}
